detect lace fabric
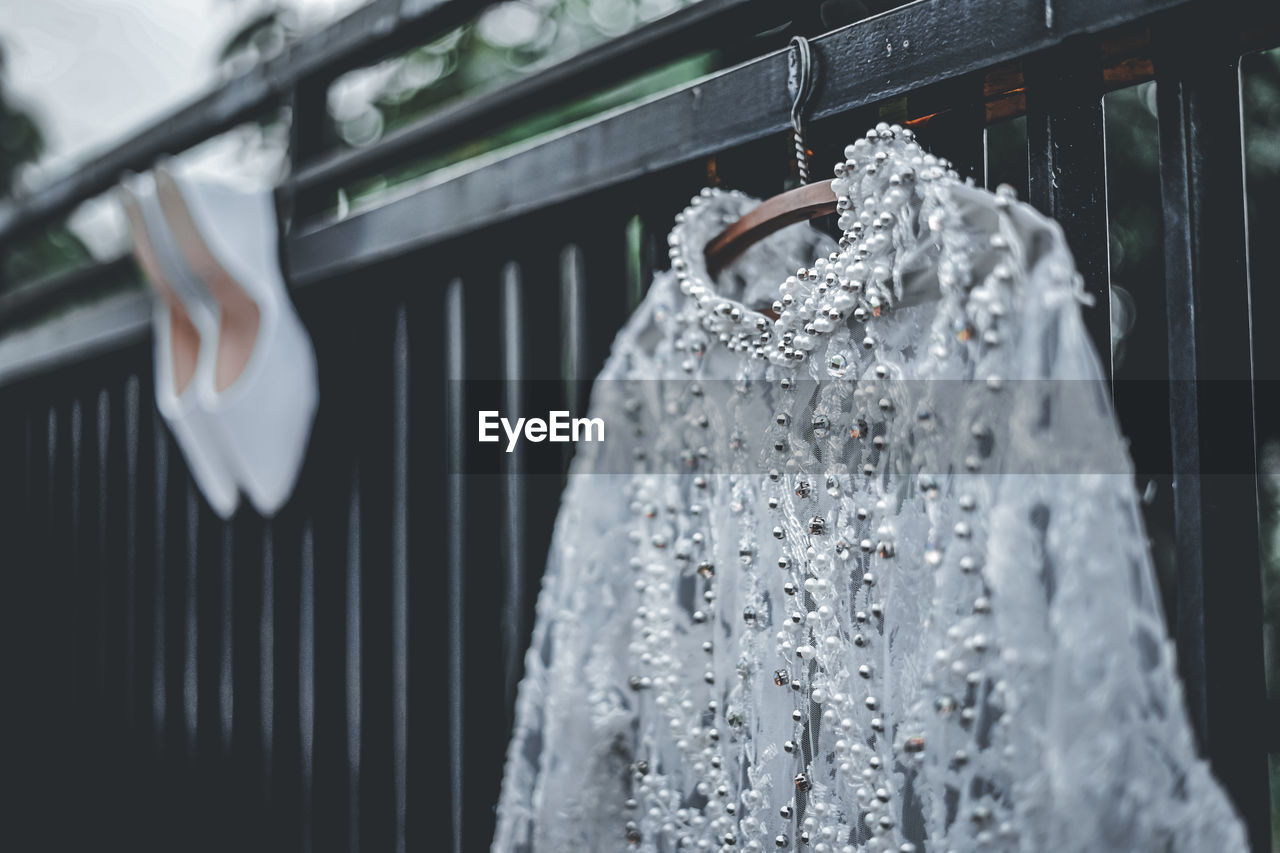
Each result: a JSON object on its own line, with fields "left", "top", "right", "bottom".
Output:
{"left": 493, "top": 127, "right": 1247, "bottom": 852}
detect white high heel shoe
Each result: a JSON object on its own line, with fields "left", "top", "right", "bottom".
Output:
{"left": 120, "top": 174, "right": 240, "bottom": 519}
{"left": 153, "top": 164, "right": 318, "bottom": 517}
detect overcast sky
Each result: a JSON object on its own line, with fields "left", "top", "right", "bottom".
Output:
{"left": 1, "top": 0, "right": 366, "bottom": 181}
{"left": 0, "top": 0, "right": 367, "bottom": 255}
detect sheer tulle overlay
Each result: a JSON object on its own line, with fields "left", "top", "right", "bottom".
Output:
{"left": 493, "top": 128, "right": 1247, "bottom": 852}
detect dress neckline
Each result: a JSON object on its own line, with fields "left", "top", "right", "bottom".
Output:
{"left": 665, "top": 123, "right": 962, "bottom": 369}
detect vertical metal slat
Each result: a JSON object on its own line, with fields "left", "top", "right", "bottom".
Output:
{"left": 924, "top": 91, "right": 987, "bottom": 187}
{"left": 221, "top": 521, "right": 235, "bottom": 753}
{"left": 1026, "top": 47, "right": 1114, "bottom": 379}
{"left": 1155, "top": 30, "right": 1269, "bottom": 852}
{"left": 500, "top": 262, "right": 527, "bottom": 712}
{"left": 125, "top": 375, "right": 140, "bottom": 730}
{"left": 300, "top": 520, "right": 316, "bottom": 853}
{"left": 445, "top": 278, "right": 465, "bottom": 853}
{"left": 184, "top": 479, "right": 199, "bottom": 758}
{"left": 392, "top": 305, "right": 409, "bottom": 853}
{"left": 560, "top": 245, "right": 586, "bottom": 413}
{"left": 261, "top": 520, "right": 275, "bottom": 798}
{"left": 96, "top": 389, "right": 110, "bottom": 707}
{"left": 346, "top": 465, "right": 363, "bottom": 853}
{"left": 153, "top": 409, "right": 168, "bottom": 750}
{"left": 70, "top": 399, "right": 83, "bottom": 708}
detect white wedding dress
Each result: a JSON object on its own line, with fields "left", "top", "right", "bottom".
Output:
{"left": 492, "top": 126, "right": 1247, "bottom": 852}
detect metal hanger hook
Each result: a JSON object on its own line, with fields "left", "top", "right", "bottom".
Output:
{"left": 787, "top": 35, "right": 816, "bottom": 183}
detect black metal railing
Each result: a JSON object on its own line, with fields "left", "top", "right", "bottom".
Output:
{"left": 0, "top": 1, "right": 1276, "bottom": 851}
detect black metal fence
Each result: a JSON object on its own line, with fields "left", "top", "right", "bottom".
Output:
{"left": 0, "top": 0, "right": 1276, "bottom": 851}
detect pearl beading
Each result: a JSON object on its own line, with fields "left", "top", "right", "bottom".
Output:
{"left": 643, "top": 127, "right": 1041, "bottom": 852}
{"left": 669, "top": 124, "right": 970, "bottom": 372}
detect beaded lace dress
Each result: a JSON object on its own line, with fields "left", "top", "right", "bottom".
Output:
{"left": 492, "top": 126, "right": 1247, "bottom": 853}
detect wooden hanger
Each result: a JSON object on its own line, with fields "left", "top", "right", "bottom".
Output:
{"left": 704, "top": 182, "right": 837, "bottom": 278}
{"left": 704, "top": 35, "right": 837, "bottom": 279}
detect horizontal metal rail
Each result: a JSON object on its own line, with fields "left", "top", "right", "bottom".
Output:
{"left": 285, "top": 0, "right": 1224, "bottom": 283}
{"left": 0, "top": 0, "right": 485, "bottom": 246}
{"left": 0, "top": 254, "right": 134, "bottom": 331}
{"left": 0, "top": 289, "right": 150, "bottom": 386}
{"left": 286, "top": 0, "right": 791, "bottom": 210}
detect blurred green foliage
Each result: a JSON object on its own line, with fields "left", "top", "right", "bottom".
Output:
{"left": 217, "top": 0, "right": 716, "bottom": 211}
{"left": 219, "top": 0, "right": 704, "bottom": 150}
{"left": 0, "top": 44, "right": 42, "bottom": 197}
{"left": 0, "top": 41, "right": 92, "bottom": 288}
